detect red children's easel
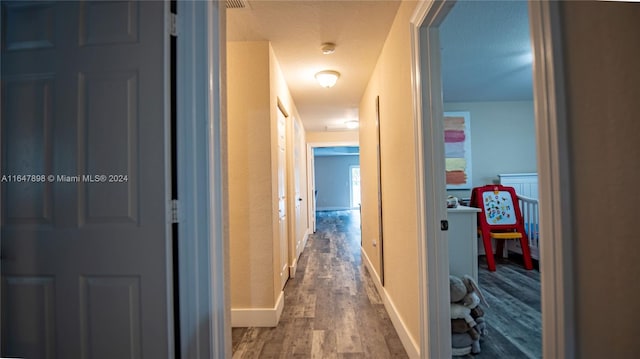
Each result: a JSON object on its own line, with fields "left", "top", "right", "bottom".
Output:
{"left": 470, "top": 185, "right": 533, "bottom": 272}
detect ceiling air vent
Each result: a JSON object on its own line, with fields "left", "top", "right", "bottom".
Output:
{"left": 226, "top": 0, "right": 250, "bottom": 9}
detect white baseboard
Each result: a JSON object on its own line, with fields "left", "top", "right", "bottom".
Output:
{"left": 361, "top": 248, "right": 420, "bottom": 359}
{"left": 301, "top": 229, "right": 310, "bottom": 252}
{"left": 290, "top": 257, "right": 298, "bottom": 278}
{"left": 290, "top": 229, "right": 311, "bottom": 278}
{"left": 231, "top": 290, "right": 285, "bottom": 327}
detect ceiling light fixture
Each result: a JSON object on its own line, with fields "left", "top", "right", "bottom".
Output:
{"left": 345, "top": 120, "right": 359, "bottom": 129}
{"left": 320, "top": 42, "right": 336, "bottom": 55}
{"left": 315, "top": 70, "right": 340, "bottom": 88}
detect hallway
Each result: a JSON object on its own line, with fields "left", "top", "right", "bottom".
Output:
{"left": 232, "top": 210, "right": 408, "bottom": 358}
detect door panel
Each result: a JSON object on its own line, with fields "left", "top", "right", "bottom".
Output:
{"left": 3, "top": 276, "right": 55, "bottom": 358}
{"left": 3, "top": 76, "right": 54, "bottom": 227}
{"left": 79, "top": 70, "right": 139, "bottom": 225}
{"left": 293, "top": 120, "right": 303, "bottom": 257}
{"left": 1, "top": 1, "right": 170, "bottom": 357}
{"left": 277, "top": 110, "right": 288, "bottom": 290}
{"left": 79, "top": 276, "right": 141, "bottom": 359}
{"left": 309, "top": 152, "right": 316, "bottom": 233}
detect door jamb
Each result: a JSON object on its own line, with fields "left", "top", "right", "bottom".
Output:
{"left": 410, "top": 1, "right": 455, "bottom": 357}
{"left": 528, "top": 2, "right": 575, "bottom": 357}
{"left": 176, "top": 1, "right": 230, "bottom": 358}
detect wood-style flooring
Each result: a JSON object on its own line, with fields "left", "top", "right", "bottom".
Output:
{"left": 232, "top": 210, "right": 408, "bottom": 358}
{"left": 467, "top": 256, "right": 542, "bottom": 359}
{"left": 232, "top": 210, "right": 542, "bottom": 358}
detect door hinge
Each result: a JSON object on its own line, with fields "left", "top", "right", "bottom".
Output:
{"left": 171, "top": 199, "right": 179, "bottom": 223}
{"left": 169, "top": 13, "right": 178, "bottom": 37}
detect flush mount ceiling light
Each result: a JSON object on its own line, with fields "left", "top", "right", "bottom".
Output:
{"left": 315, "top": 70, "right": 340, "bottom": 88}
{"left": 345, "top": 120, "right": 359, "bottom": 129}
{"left": 320, "top": 42, "right": 336, "bottom": 55}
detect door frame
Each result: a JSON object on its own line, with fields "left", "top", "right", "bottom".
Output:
{"left": 276, "top": 103, "right": 289, "bottom": 290}
{"left": 287, "top": 116, "right": 306, "bottom": 278}
{"left": 409, "top": 2, "right": 454, "bottom": 357}
{"left": 527, "top": 2, "right": 575, "bottom": 356}
{"left": 410, "top": 0, "right": 575, "bottom": 357}
{"left": 176, "top": 1, "right": 230, "bottom": 357}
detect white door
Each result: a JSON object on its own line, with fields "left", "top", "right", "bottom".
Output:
{"left": 277, "top": 110, "right": 288, "bottom": 290}
{"left": 308, "top": 150, "right": 317, "bottom": 233}
{"left": 1, "top": 1, "right": 171, "bottom": 358}
{"left": 293, "top": 120, "right": 303, "bottom": 257}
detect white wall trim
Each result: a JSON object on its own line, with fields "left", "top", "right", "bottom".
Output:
{"left": 290, "top": 228, "right": 312, "bottom": 279}
{"left": 301, "top": 228, "right": 311, "bottom": 254}
{"left": 231, "top": 291, "right": 285, "bottom": 328}
{"left": 289, "top": 257, "right": 298, "bottom": 278}
{"left": 410, "top": 1, "right": 456, "bottom": 358}
{"left": 176, "top": 1, "right": 230, "bottom": 358}
{"left": 362, "top": 248, "right": 420, "bottom": 359}
{"left": 528, "top": 1, "right": 575, "bottom": 357}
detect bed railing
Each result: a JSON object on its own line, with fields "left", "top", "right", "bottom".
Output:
{"left": 516, "top": 194, "right": 540, "bottom": 260}
{"left": 498, "top": 173, "right": 540, "bottom": 260}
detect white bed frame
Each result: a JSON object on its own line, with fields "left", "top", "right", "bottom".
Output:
{"left": 498, "top": 173, "right": 540, "bottom": 260}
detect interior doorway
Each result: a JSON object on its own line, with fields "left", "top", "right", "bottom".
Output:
{"left": 438, "top": 1, "right": 541, "bottom": 357}
{"left": 306, "top": 143, "right": 359, "bottom": 233}
{"left": 411, "top": 0, "right": 573, "bottom": 357}
{"left": 312, "top": 146, "right": 360, "bottom": 212}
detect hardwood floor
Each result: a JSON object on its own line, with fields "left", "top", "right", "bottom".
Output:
{"left": 232, "top": 210, "right": 541, "bottom": 358}
{"left": 466, "top": 256, "right": 542, "bottom": 359}
{"left": 232, "top": 210, "right": 408, "bottom": 358}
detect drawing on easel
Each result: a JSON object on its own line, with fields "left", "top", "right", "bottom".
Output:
{"left": 481, "top": 191, "right": 516, "bottom": 225}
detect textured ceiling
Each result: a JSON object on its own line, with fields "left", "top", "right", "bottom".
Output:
{"left": 440, "top": 0, "right": 533, "bottom": 102}
{"left": 227, "top": 0, "right": 532, "bottom": 132}
{"left": 227, "top": 0, "right": 402, "bottom": 132}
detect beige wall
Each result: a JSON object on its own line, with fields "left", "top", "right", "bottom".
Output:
{"left": 269, "top": 45, "right": 310, "bottom": 280}
{"left": 359, "top": 0, "right": 420, "bottom": 347}
{"left": 227, "top": 41, "right": 308, "bottom": 312}
{"left": 444, "top": 101, "right": 537, "bottom": 199}
{"left": 306, "top": 130, "right": 359, "bottom": 144}
{"left": 227, "top": 41, "right": 274, "bottom": 308}
{"left": 559, "top": 2, "right": 640, "bottom": 357}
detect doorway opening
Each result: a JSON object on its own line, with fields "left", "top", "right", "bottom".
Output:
{"left": 438, "top": 1, "right": 541, "bottom": 357}
{"left": 412, "top": 0, "right": 572, "bottom": 357}
{"left": 312, "top": 146, "right": 360, "bottom": 212}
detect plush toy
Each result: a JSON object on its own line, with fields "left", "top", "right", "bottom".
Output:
{"left": 462, "top": 275, "right": 488, "bottom": 308}
{"left": 450, "top": 275, "right": 467, "bottom": 303}
{"left": 450, "top": 302, "right": 477, "bottom": 327}
{"left": 451, "top": 318, "right": 480, "bottom": 340}
{"left": 451, "top": 274, "right": 488, "bottom": 309}
{"left": 451, "top": 320, "right": 487, "bottom": 355}
{"left": 450, "top": 275, "right": 488, "bottom": 355}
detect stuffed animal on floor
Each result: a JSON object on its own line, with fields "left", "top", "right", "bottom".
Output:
{"left": 450, "top": 275, "right": 488, "bottom": 355}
